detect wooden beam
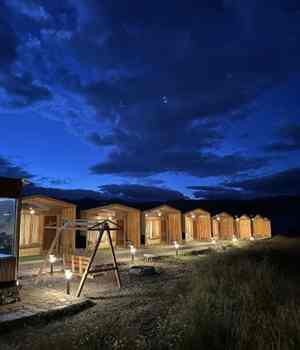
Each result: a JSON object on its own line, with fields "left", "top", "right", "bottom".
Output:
{"left": 76, "top": 227, "right": 104, "bottom": 297}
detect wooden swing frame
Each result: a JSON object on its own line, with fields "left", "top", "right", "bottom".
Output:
{"left": 35, "top": 219, "right": 122, "bottom": 297}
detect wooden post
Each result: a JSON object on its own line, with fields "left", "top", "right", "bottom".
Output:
{"left": 105, "top": 223, "right": 121, "bottom": 289}
{"left": 76, "top": 227, "right": 104, "bottom": 297}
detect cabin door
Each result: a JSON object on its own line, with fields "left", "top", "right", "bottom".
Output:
{"left": 43, "top": 215, "right": 58, "bottom": 252}
{"left": 161, "top": 217, "right": 168, "bottom": 244}
{"left": 116, "top": 219, "right": 125, "bottom": 247}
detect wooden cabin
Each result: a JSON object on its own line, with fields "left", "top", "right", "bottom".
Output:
{"left": 263, "top": 217, "right": 272, "bottom": 238}
{"left": 252, "top": 215, "right": 266, "bottom": 239}
{"left": 20, "top": 196, "right": 76, "bottom": 257}
{"left": 213, "top": 212, "right": 235, "bottom": 240}
{"left": 81, "top": 203, "right": 141, "bottom": 249}
{"left": 184, "top": 208, "right": 212, "bottom": 241}
{"left": 236, "top": 215, "right": 252, "bottom": 240}
{"left": 0, "top": 177, "right": 23, "bottom": 305}
{"left": 143, "top": 205, "right": 182, "bottom": 245}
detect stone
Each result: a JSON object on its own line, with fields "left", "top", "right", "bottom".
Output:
{"left": 129, "top": 266, "right": 158, "bottom": 276}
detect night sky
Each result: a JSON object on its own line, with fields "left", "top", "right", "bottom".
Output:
{"left": 1, "top": 1, "right": 300, "bottom": 202}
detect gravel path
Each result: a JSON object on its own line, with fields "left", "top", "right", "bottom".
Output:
{"left": 0, "top": 256, "right": 198, "bottom": 350}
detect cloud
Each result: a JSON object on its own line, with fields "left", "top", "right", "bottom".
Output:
{"left": 187, "top": 185, "right": 246, "bottom": 200}
{"left": 99, "top": 184, "right": 187, "bottom": 202}
{"left": 225, "top": 167, "right": 300, "bottom": 197}
{"left": 91, "top": 151, "right": 268, "bottom": 178}
{"left": 0, "top": 72, "right": 52, "bottom": 107}
{"left": 0, "top": 155, "right": 34, "bottom": 179}
{"left": 265, "top": 123, "right": 300, "bottom": 153}
{"left": 0, "top": 3, "right": 17, "bottom": 66}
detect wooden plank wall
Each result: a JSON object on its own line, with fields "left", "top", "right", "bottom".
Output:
{"left": 168, "top": 213, "right": 182, "bottom": 243}
{"left": 219, "top": 215, "right": 234, "bottom": 239}
{"left": 196, "top": 215, "right": 211, "bottom": 240}
{"left": 127, "top": 210, "right": 141, "bottom": 247}
{"left": 238, "top": 217, "right": 252, "bottom": 239}
{"left": 61, "top": 207, "right": 76, "bottom": 255}
{"left": 212, "top": 219, "right": 219, "bottom": 238}
{"left": 253, "top": 216, "right": 265, "bottom": 238}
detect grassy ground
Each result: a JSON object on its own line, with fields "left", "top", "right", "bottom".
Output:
{"left": 1, "top": 236, "right": 300, "bottom": 350}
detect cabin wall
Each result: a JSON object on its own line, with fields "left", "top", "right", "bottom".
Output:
{"left": 196, "top": 215, "right": 211, "bottom": 240}
{"left": 168, "top": 213, "right": 182, "bottom": 243}
{"left": 219, "top": 216, "right": 234, "bottom": 239}
{"left": 212, "top": 219, "right": 219, "bottom": 238}
{"left": 263, "top": 219, "right": 272, "bottom": 238}
{"left": 185, "top": 216, "right": 194, "bottom": 241}
{"left": 238, "top": 218, "right": 252, "bottom": 239}
{"left": 145, "top": 216, "right": 161, "bottom": 245}
{"left": 19, "top": 213, "right": 43, "bottom": 256}
{"left": 127, "top": 210, "right": 141, "bottom": 248}
{"left": 61, "top": 207, "right": 76, "bottom": 255}
{"left": 253, "top": 217, "right": 265, "bottom": 238}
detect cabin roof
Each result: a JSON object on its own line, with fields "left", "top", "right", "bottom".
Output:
{"left": 81, "top": 203, "right": 140, "bottom": 214}
{"left": 143, "top": 204, "right": 180, "bottom": 214}
{"left": 22, "top": 195, "right": 76, "bottom": 209}
{"left": 184, "top": 208, "right": 211, "bottom": 216}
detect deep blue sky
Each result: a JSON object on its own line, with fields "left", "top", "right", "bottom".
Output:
{"left": 1, "top": 1, "right": 300, "bottom": 201}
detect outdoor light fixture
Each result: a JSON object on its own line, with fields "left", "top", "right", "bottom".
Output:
{"left": 191, "top": 214, "right": 196, "bottom": 219}
{"left": 64, "top": 269, "right": 73, "bottom": 295}
{"left": 145, "top": 213, "right": 149, "bottom": 217}
{"left": 130, "top": 245, "right": 136, "bottom": 261}
{"left": 108, "top": 216, "right": 113, "bottom": 221}
{"left": 29, "top": 207, "right": 35, "bottom": 215}
{"left": 158, "top": 212, "right": 162, "bottom": 217}
{"left": 49, "top": 254, "right": 57, "bottom": 275}
{"left": 250, "top": 236, "right": 255, "bottom": 241}
{"left": 216, "top": 216, "right": 220, "bottom": 221}
{"left": 211, "top": 238, "right": 216, "bottom": 245}
{"left": 232, "top": 235, "right": 238, "bottom": 243}
{"left": 174, "top": 241, "right": 180, "bottom": 256}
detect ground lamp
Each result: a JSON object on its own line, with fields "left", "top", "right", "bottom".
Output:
{"left": 232, "top": 235, "right": 238, "bottom": 243}
{"left": 174, "top": 241, "right": 180, "bottom": 256}
{"left": 211, "top": 238, "right": 216, "bottom": 245}
{"left": 130, "top": 245, "right": 136, "bottom": 262}
{"left": 64, "top": 269, "right": 73, "bottom": 295}
{"left": 49, "top": 254, "right": 57, "bottom": 275}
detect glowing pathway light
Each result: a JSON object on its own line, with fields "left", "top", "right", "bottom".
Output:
{"left": 173, "top": 241, "right": 180, "bottom": 256}
{"left": 49, "top": 254, "right": 57, "bottom": 275}
{"left": 64, "top": 269, "right": 73, "bottom": 295}
{"left": 232, "top": 235, "right": 238, "bottom": 243}
{"left": 130, "top": 245, "right": 137, "bottom": 262}
{"left": 211, "top": 238, "right": 216, "bottom": 245}
{"left": 250, "top": 236, "right": 255, "bottom": 241}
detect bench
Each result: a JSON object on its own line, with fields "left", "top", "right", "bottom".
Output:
{"left": 66, "top": 255, "right": 116, "bottom": 279}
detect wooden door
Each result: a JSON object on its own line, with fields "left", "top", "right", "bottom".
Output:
{"left": 161, "top": 217, "right": 168, "bottom": 243}
{"left": 43, "top": 216, "right": 58, "bottom": 251}
{"left": 116, "top": 219, "right": 125, "bottom": 247}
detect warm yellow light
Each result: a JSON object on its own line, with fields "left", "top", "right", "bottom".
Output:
{"left": 191, "top": 214, "right": 196, "bottom": 219}
{"left": 64, "top": 269, "right": 73, "bottom": 280}
{"left": 174, "top": 241, "right": 179, "bottom": 250}
{"left": 211, "top": 239, "right": 216, "bottom": 245}
{"left": 250, "top": 236, "right": 255, "bottom": 241}
{"left": 49, "top": 254, "right": 57, "bottom": 264}
{"left": 130, "top": 246, "right": 136, "bottom": 255}
{"left": 232, "top": 236, "right": 238, "bottom": 243}
{"left": 29, "top": 207, "right": 35, "bottom": 215}
{"left": 158, "top": 212, "right": 162, "bottom": 217}
{"left": 216, "top": 216, "right": 220, "bottom": 221}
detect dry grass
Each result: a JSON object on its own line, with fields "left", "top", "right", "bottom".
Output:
{"left": 156, "top": 237, "right": 300, "bottom": 350}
